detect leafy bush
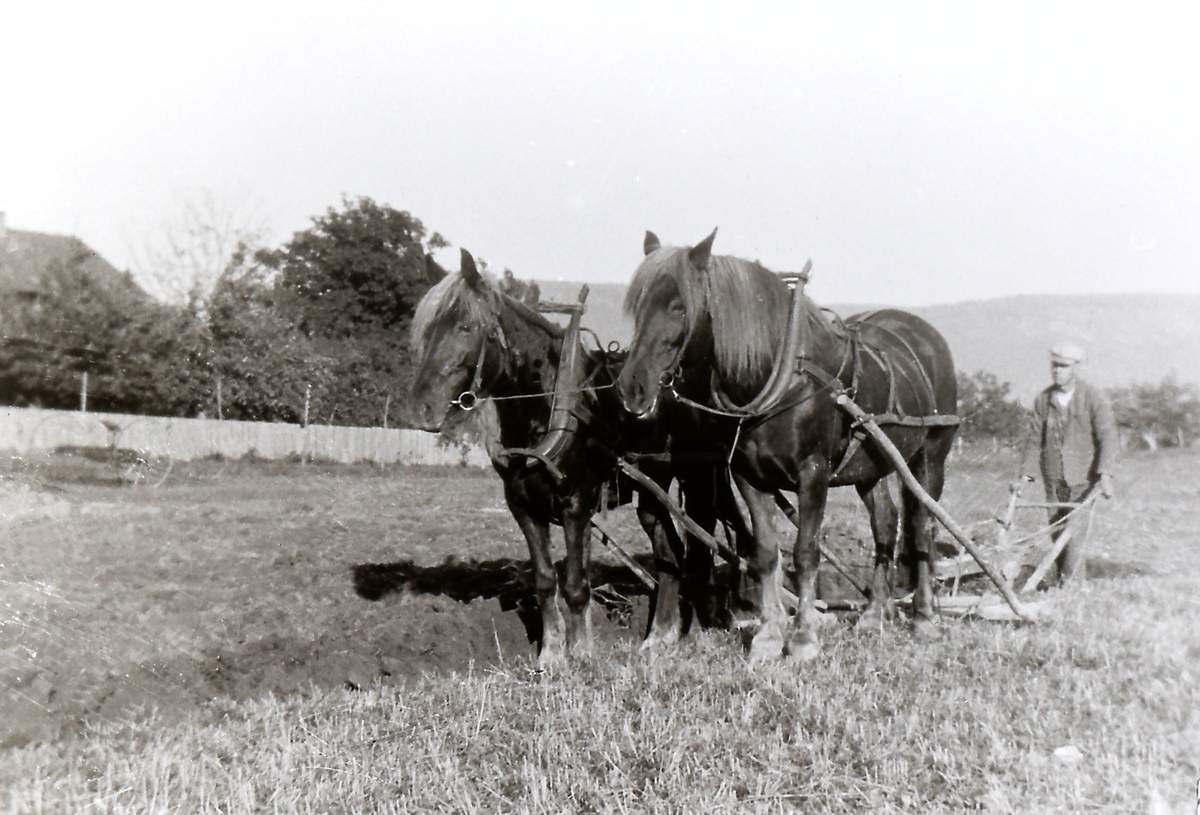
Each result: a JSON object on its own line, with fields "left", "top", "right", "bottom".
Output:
{"left": 2, "top": 197, "right": 447, "bottom": 427}
{"left": 0, "top": 253, "right": 210, "bottom": 416}
{"left": 956, "top": 370, "right": 1028, "bottom": 446}
{"left": 1108, "top": 376, "right": 1200, "bottom": 449}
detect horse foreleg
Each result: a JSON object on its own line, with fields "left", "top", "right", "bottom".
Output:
{"left": 509, "top": 503, "right": 566, "bottom": 667}
{"left": 785, "top": 457, "right": 829, "bottom": 663}
{"left": 737, "top": 475, "right": 788, "bottom": 663}
{"left": 855, "top": 478, "right": 899, "bottom": 628}
{"left": 637, "top": 483, "right": 686, "bottom": 652}
{"left": 680, "top": 475, "right": 723, "bottom": 630}
{"left": 561, "top": 503, "right": 595, "bottom": 657}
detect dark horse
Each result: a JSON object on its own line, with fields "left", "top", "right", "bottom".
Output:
{"left": 617, "top": 230, "right": 958, "bottom": 662}
{"left": 409, "top": 249, "right": 749, "bottom": 665}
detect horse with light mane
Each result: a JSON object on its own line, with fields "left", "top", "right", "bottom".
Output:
{"left": 409, "top": 249, "right": 751, "bottom": 665}
{"left": 617, "top": 230, "right": 959, "bottom": 662}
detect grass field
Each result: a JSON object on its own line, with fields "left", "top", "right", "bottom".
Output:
{"left": 1, "top": 446, "right": 1198, "bottom": 813}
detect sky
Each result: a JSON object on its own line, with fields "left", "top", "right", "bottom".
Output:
{"left": 2, "top": 1, "right": 1198, "bottom": 306}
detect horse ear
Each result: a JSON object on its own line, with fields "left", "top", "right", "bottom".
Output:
{"left": 460, "top": 248, "right": 482, "bottom": 288}
{"left": 424, "top": 253, "right": 447, "bottom": 285}
{"left": 688, "top": 228, "right": 718, "bottom": 271}
{"left": 643, "top": 231, "right": 662, "bottom": 256}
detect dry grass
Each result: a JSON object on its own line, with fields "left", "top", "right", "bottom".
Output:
{"left": 2, "top": 447, "right": 1199, "bottom": 813}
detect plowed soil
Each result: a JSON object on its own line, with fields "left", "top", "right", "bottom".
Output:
{"left": 0, "top": 455, "right": 659, "bottom": 748}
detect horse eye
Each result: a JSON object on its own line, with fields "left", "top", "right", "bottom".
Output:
{"left": 457, "top": 323, "right": 473, "bottom": 334}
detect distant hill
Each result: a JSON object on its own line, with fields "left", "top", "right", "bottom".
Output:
{"left": 902, "top": 294, "right": 1200, "bottom": 405}
{"left": 535, "top": 281, "right": 1200, "bottom": 405}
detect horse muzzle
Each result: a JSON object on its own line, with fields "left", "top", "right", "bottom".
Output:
{"left": 408, "top": 400, "right": 446, "bottom": 433}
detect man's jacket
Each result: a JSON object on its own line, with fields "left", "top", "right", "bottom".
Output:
{"left": 1019, "top": 380, "right": 1119, "bottom": 488}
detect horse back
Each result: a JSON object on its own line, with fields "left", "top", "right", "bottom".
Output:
{"left": 845, "top": 309, "right": 957, "bottom": 417}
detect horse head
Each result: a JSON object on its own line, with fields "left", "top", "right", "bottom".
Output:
{"left": 617, "top": 229, "right": 718, "bottom": 419}
{"left": 408, "top": 249, "right": 505, "bottom": 431}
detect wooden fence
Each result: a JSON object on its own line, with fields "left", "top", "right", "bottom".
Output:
{"left": 0, "top": 407, "right": 490, "bottom": 468}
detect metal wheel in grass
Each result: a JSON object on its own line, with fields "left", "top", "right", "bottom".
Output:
{"left": 119, "top": 450, "right": 173, "bottom": 487}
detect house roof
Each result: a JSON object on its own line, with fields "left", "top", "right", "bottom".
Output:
{"left": 0, "top": 228, "right": 128, "bottom": 297}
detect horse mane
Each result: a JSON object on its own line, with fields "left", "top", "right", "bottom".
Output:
{"left": 411, "top": 270, "right": 504, "bottom": 359}
{"left": 625, "top": 246, "right": 793, "bottom": 387}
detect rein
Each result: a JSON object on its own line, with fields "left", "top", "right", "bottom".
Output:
{"left": 450, "top": 289, "right": 614, "bottom": 413}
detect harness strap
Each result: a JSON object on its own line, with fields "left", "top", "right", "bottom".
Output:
{"left": 851, "top": 320, "right": 939, "bottom": 415}
{"left": 500, "top": 285, "right": 592, "bottom": 481}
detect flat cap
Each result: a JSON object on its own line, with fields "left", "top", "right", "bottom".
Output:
{"left": 1049, "top": 340, "right": 1086, "bottom": 365}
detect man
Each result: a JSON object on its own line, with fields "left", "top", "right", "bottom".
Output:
{"left": 1013, "top": 340, "right": 1118, "bottom": 586}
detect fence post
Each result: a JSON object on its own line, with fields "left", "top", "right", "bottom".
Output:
{"left": 216, "top": 377, "right": 223, "bottom": 420}
{"left": 303, "top": 384, "right": 310, "bottom": 428}
{"left": 382, "top": 393, "right": 390, "bottom": 429}
{"left": 80, "top": 370, "right": 88, "bottom": 413}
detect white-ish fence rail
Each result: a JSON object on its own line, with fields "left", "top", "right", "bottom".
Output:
{"left": 0, "top": 407, "right": 490, "bottom": 468}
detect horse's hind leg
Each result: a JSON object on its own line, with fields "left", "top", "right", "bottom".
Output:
{"left": 855, "top": 478, "right": 899, "bottom": 629}
{"left": 638, "top": 482, "right": 687, "bottom": 652}
{"left": 714, "top": 473, "right": 759, "bottom": 626}
{"left": 681, "top": 473, "right": 724, "bottom": 630}
{"left": 509, "top": 505, "right": 566, "bottom": 667}
{"left": 901, "top": 447, "right": 944, "bottom": 639}
{"left": 561, "top": 504, "right": 595, "bottom": 658}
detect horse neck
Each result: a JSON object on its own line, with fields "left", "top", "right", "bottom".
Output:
{"left": 486, "top": 303, "right": 562, "bottom": 439}
{"left": 704, "top": 294, "right": 849, "bottom": 405}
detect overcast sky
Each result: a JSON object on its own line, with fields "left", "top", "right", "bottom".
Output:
{"left": 2, "top": 1, "right": 1197, "bottom": 306}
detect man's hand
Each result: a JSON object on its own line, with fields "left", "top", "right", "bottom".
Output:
{"left": 1099, "top": 473, "right": 1114, "bottom": 499}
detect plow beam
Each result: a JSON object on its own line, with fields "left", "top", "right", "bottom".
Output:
{"left": 834, "top": 394, "right": 1037, "bottom": 622}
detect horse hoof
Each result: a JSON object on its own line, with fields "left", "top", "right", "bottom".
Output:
{"left": 537, "top": 647, "right": 566, "bottom": 670}
{"left": 747, "top": 621, "right": 785, "bottom": 664}
{"left": 786, "top": 641, "right": 821, "bottom": 663}
{"left": 784, "top": 627, "right": 821, "bottom": 662}
{"left": 639, "top": 628, "right": 681, "bottom": 655}
{"left": 912, "top": 615, "right": 940, "bottom": 641}
{"left": 854, "top": 601, "right": 897, "bottom": 631}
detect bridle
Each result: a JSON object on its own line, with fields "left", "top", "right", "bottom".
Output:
{"left": 450, "top": 324, "right": 507, "bottom": 411}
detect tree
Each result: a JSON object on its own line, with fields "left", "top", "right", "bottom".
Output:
{"left": 262, "top": 196, "right": 447, "bottom": 339}
{"left": 0, "top": 251, "right": 211, "bottom": 416}
{"left": 255, "top": 196, "right": 448, "bottom": 426}
{"left": 205, "top": 247, "right": 335, "bottom": 424}
{"left": 956, "top": 370, "right": 1028, "bottom": 447}
{"left": 1108, "top": 376, "right": 1200, "bottom": 450}
{"left": 130, "top": 188, "right": 272, "bottom": 309}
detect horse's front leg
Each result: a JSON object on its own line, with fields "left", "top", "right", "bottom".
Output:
{"left": 855, "top": 478, "right": 899, "bottom": 628}
{"left": 561, "top": 497, "right": 595, "bottom": 658}
{"left": 506, "top": 493, "right": 566, "bottom": 668}
{"left": 737, "top": 474, "right": 789, "bottom": 663}
{"left": 785, "top": 456, "right": 830, "bottom": 663}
